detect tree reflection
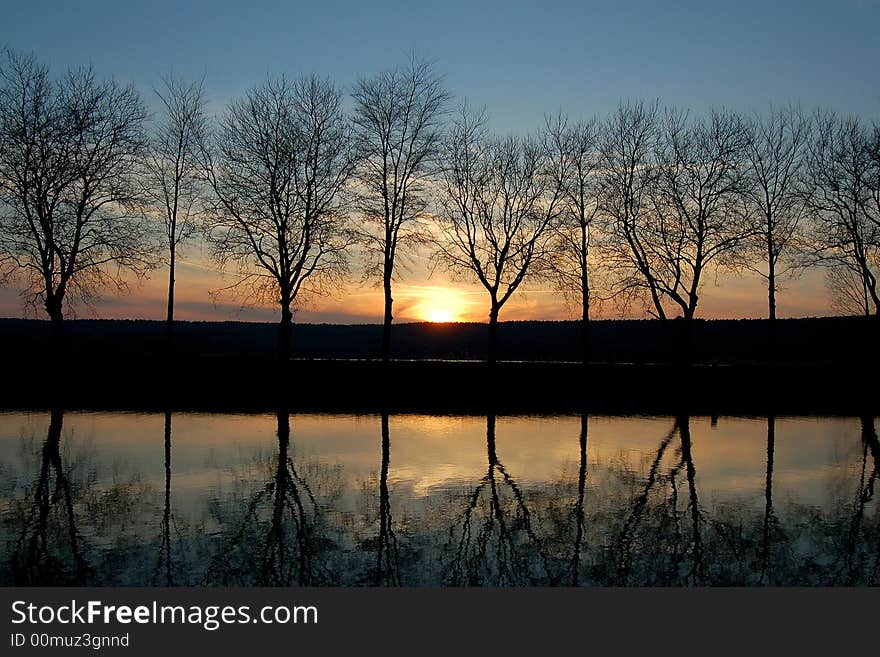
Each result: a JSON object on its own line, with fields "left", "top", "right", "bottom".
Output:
{"left": 614, "top": 420, "right": 677, "bottom": 584}
{"left": 679, "top": 415, "right": 704, "bottom": 584}
{"left": 375, "top": 413, "right": 400, "bottom": 585}
{"left": 2, "top": 412, "right": 879, "bottom": 586}
{"left": 206, "top": 408, "right": 323, "bottom": 586}
{"left": 263, "top": 410, "right": 318, "bottom": 584}
{"left": 444, "top": 415, "right": 552, "bottom": 586}
{"left": 569, "top": 415, "right": 588, "bottom": 585}
{"left": 759, "top": 414, "right": 776, "bottom": 585}
{"left": 612, "top": 416, "right": 704, "bottom": 585}
{"left": 842, "top": 415, "right": 879, "bottom": 584}
{"left": 11, "top": 409, "right": 90, "bottom": 585}
{"left": 154, "top": 410, "right": 175, "bottom": 585}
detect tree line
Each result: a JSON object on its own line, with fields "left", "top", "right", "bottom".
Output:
{"left": 1, "top": 50, "right": 878, "bottom": 365}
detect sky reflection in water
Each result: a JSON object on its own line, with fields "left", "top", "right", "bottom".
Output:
{"left": 0, "top": 412, "right": 876, "bottom": 586}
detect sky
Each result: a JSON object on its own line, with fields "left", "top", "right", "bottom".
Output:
{"left": 1, "top": 0, "right": 878, "bottom": 324}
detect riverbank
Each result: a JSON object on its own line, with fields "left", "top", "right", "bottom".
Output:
{"left": 1, "top": 357, "right": 876, "bottom": 416}
{"left": 1, "top": 316, "right": 876, "bottom": 415}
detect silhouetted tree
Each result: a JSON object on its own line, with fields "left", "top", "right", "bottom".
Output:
{"left": 203, "top": 75, "right": 356, "bottom": 363}
{"left": 545, "top": 115, "right": 602, "bottom": 364}
{"left": 435, "top": 109, "right": 563, "bottom": 365}
{"left": 0, "top": 50, "right": 152, "bottom": 351}
{"left": 352, "top": 57, "right": 450, "bottom": 362}
{"left": 807, "top": 112, "right": 880, "bottom": 316}
{"left": 601, "top": 105, "right": 752, "bottom": 357}
{"left": 826, "top": 259, "right": 877, "bottom": 316}
{"left": 742, "top": 107, "right": 811, "bottom": 350}
{"left": 597, "top": 101, "right": 664, "bottom": 318}
{"left": 143, "top": 74, "right": 207, "bottom": 345}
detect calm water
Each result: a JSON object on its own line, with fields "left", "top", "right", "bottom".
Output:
{"left": 1, "top": 411, "right": 877, "bottom": 586}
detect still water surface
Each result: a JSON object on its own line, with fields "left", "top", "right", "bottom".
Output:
{"left": 1, "top": 411, "right": 877, "bottom": 585}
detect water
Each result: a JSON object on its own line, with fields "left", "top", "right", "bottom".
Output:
{"left": 1, "top": 411, "right": 877, "bottom": 586}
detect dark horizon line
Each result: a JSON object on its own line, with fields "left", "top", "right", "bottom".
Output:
{"left": 0, "top": 314, "right": 859, "bottom": 327}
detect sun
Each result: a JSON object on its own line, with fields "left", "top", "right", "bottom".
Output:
{"left": 425, "top": 306, "right": 456, "bottom": 323}
{"left": 409, "top": 286, "right": 473, "bottom": 323}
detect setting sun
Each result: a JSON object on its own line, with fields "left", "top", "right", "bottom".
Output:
{"left": 425, "top": 307, "right": 456, "bottom": 323}
{"left": 407, "top": 285, "right": 477, "bottom": 323}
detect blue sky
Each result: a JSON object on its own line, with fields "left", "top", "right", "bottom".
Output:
{"left": 3, "top": 0, "right": 878, "bottom": 131}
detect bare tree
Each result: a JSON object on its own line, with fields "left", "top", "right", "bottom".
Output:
{"left": 203, "top": 75, "right": 357, "bottom": 363}
{"left": 870, "top": 122, "right": 880, "bottom": 228}
{"left": 807, "top": 112, "right": 880, "bottom": 316}
{"left": 826, "top": 258, "right": 877, "bottom": 316}
{"left": 742, "top": 107, "right": 810, "bottom": 349}
{"left": 597, "top": 101, "right": 664, "bottom": 318}
{"left": 352, "top": 57, "right": 450, "bottom": 362}
{"left": 435, "top": 109, "right": 563, "bottom": 365}
{"left": 143, "top": 74, "right": 207, "bottom": 344}
{"left": 0, "top": 50, "right": 152, "bottom": 350}
{"left": 600, "top": 104, "right": 752, "bottom": 355}
{"left": 544, "top": 114, "right": 602, "bottom": 364}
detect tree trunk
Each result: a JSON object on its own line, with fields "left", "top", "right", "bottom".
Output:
{"left": 864, "top": 266, "right": 880, "bottom": 316}
{"left": 767, "top": 249, "right": 777, "bottom": 357}
{"left": 487, "top": 304, "right": 500, "bottom": 367}
{"left": 382, "top": 268, "right": 393, "bottom": 363}
{"left": 681, "top": 312, "right": 695, "bottom": 365}
{"left": 581, "top": 223, "right": 591, "bottom": 366}
{"left": 581, "top": 268, "right": 591, "bottom": 366}
{"left": 46, "top": 296, "right": 65, "bottom": 364}
{"left": 278, "top": 295, "right": 293, "bottom": 367}
{"left": 166, "top": 243, "right": 176, "bottom": 347}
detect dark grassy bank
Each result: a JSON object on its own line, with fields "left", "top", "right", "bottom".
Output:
{"left": 1, "top": 356, "right": 877, "bottom": 416}
{"left": 0, "top": 316, "right": 876, "bottom": 415}
{"left": 0, "top": 315, "right": 877, "bottom": 363}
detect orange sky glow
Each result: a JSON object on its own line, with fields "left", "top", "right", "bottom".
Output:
{"left": 0, "top": 242, "right": 838, "bottom": 324}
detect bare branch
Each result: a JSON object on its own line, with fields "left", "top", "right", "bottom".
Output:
{"left": 201, "top": 74, "right": 357, "bottom": 354}
{"left": 0, "top": 49, "right": 155, "bottom": 327}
